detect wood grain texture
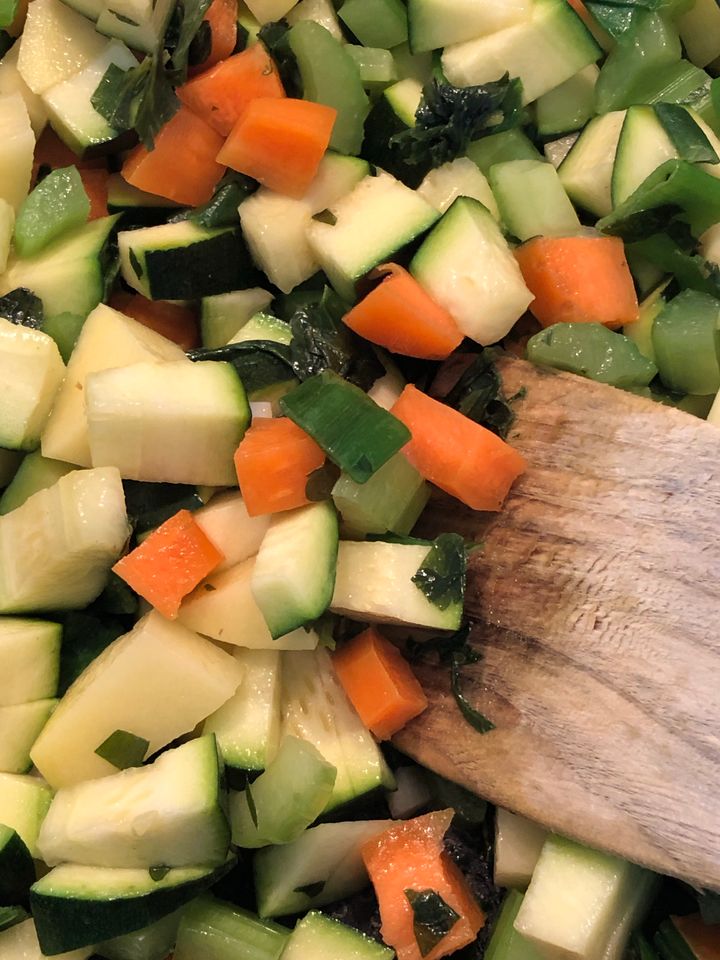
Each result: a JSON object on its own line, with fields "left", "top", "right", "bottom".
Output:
{"left": 394, "top": 357, "right": 720, "bottom": 891}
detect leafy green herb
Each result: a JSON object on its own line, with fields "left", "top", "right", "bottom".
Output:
{"left": 168, "top": 171, "right": 257, "bottom": 229}
{"left": 390, "top": 76, "right": 524, "bottom": 169}
{"left": 654, "top": 103, "right": 719, "bottom": 165}
{"left": 91, "top": 53, "right": 179, "bottom": 150}
{"left": 0, "top": 906, "right": 28, "bottom": 933}
{"left": 289, "top": 287, "right": 384, "bottom": 391}
{"left": 258, "top": 19, "right": 301, "bottom": 98}
{"left": 412, "top": 533, "right": 466, "bottom": 611}
{"left": 295, "top": 880, "right": 326, "bottom": 898}
{"left": 312, "top": 209, "right": 337, "bottom": 225}
{"left": 95, "top": 730, "right": 149, "bottom": 769}
{"left": 405, "top": 889, "right": 460, "bottom": 956}
{"left": 698, "top": 889, "right": 720, "bottom": 924}
{"left": 0, "top": 288, "right": 44, "bottom": 329}
{"left": 149, "top": 864, "right": 171, "bottom": 881}
{"left": 245, "top": 782, "right": 258, "bottom": 828}
{"left": 188, "top": 340, "right": 296, "bottom": 396}
{"left": 435, "top": 351, "right": 516, "bottom": 439}
{"left": 166, "top": 0, "right": 213, "bottom": 82}
{"left": 406, "top": 623, "right": 495, "bottom": 735}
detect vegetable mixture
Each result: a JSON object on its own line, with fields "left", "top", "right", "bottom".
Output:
{"left": 0, "top": 0, "right": 718, "bottom": 956}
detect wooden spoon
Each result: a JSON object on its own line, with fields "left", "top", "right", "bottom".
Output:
{"left": 394, "top": 356, "right": 720, "bottom": 892}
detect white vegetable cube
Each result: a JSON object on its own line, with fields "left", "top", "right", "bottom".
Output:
{"left": 0, "top": 772, "right": 52, "bottom": 856}
{"left": 30, "top": 611, "right": 245, "bottom": 788}
{"left": 86, "top": 359, "right": 250, "bottom": 486}
{"left": 42, "top": 39, "right": 138, "bottom": 155}
{"left": 243, "top": 0, "right": 297, "bottom": 24}
{"left": 0, "top": 317, "right": 65, "bottom": 451}
{"left": 514, "top": 835, "right": 650, "bottom": 960}
{"left": 0, "top": 467, "right": 129, "bottom": 614}
{"left": 42, "top": 303, "right": 188, "bottom": 467}
{"left": 0, "top": 93, "right": 34, "bottom": 212}
{"left": 306, "top": 171, "right": 439, "bottom": 301}
{"left": 494, "top": 808, "right": 548, "bottom": 889}
{"left": 17, "top": 0, "right": 108, "bottom": 94}
{"left": 0, "top": 619, "right": 61, "bottom": 705}
{"left": 0, "top": 43, "right": 48, "bottom": 138}
{"left": 193, "top": 491, "right": 270, "bottom": 572}
{"left": 410, "top": 196, "right": 533, "bottom": 346}
{"left": 178, "top": 557, "right": 319, "bottom": 650}
{"left": 239, "top": 154, "right": 369, "bottom": 295}
{"left": 408, "top": 0, "right": 531, "bottom": 53}
{"left": 0, "top": 700, "right": 57, "bottom": 774}
{"left": 417, "top": 157, "right": 499, "bottom": 218}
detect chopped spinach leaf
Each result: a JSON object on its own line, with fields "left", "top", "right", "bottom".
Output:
{"left": 451, "top": 652, "right": 495, "bottom": 734}
{"left": 412, "top": 533, "right": 466, "bottom": 611}
{"left": 0, "top": 906, "right": 28, "bottom": 933}
{"left": 289, "top": 287, "right": 384, "bottom": 391}
{"left": 166, "top": 0, "right": 213, "bottom": 82}
{"left": 149, "top": 864, "right": 171, "bottom": 881}
{"left": 0, "top": 288, "right": 44, "bottom": 328}
{"left": 188, "top": 340, "right": 296, "bottom": 395}
{"left": 405, "top": 889, "right": 460, "bottom": 956}
{"left": 258, "top": 19, "right": 301, "bottom": 98}
{"left": 391, "top": 76, "right": 524, "bottom": 169}
{"left": 168, "top": 170, "right": 257, "bottom": 228}
{"left": 245, "top": 782, "right": 258, "bottom": 828}
{"left": 698, "top": 889, "right": 720, "bottom": 924}
{"left": 95, "top": 729, "right": 149, "bottom": 769}
{"left": 92, "top": 53, "right": 179, "bottom": 150}
{"left": 295, "top": 880, "right": 326, "bottom": 898}
{"left": 435, "top": 351, "right": 516, "bottom": 439}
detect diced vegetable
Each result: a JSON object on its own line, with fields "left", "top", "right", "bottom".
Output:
{"left": 651, "top": 289, "right": 720, "bottom": 395}
{"left": 13, "top": 165, "right": 89, "bottom": 257}
{"left": 234, "top": 417, "right": 326, "bottom": 517}
{"left": 174, "top": 896, "right": 289, "bottom": 960}
{"left": 392, "top": 384, "right": 526, "bottom": 511}
{"left": 333, "top": 627, "right": 428, "bottom": 739}
{"left": 362, "top": 809, "right": 485, "bottom": 960}
{"left": 217, "top": 97, "right": 337, "bottom": 199}
{"left": 515, "top": 235, "right": 639, "bottom": 329}
{"left": 113, "top": 508, "right": 224, "bottom": 618}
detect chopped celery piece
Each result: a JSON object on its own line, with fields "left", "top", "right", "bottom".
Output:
{"left": 652, "top": 289, "right": 720, "bottom": 394}
{"left": 14, "top": 167, "right": 90, "bottom": 259}
{"left": 595, "top": 12, "right": 682, "bottom": 113}
{"left": 98, "top": 910, "right": 184, "bottom": 960}
{"left": 466, "top": 128, "right": 543, "bottom": 176}
{"left": 338, "top": 0, "right": 407, "bottom": 48}
{"left": 332, "top": 452, "right": 429, "bottom": 537}
{"left": 526, "top": 323, "right": 658, "bottom": 388}
{"left": 624, "top": 283, "right": 669, "bottom": 365}
{"left": 229, "top": 735, "right": 336, "bottom": 848}
{"left": 281, "top": 371, "right": 411, "bottom": 483}
{"left": 485, "top": 891, "right": 544, "bottom": 960}
{"left": 345, "top": 45, "right": 398, "bottom": 91}
{"left": 174, "top": 897, "right": 289, "bottom": 960}
{"left": 598, "top": 160, "right": 720, "bottom": 240}
{"left": 288, "top": 20, "right": 370, "bottom": 156}
{"left": 40, "top": 311, "right": 85, "bottom": 363}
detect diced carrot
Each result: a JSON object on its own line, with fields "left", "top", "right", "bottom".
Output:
{"left": 233, "top": 417, "right": 326, "bottom": 516}
{"left": 362, "top": 809, "right": 485, "bottom": 960}
{"left": 333, "top": 627, "right": 428, "bottom": 739}
{"left": 79, "top": 168, "right": 110, "bottom": 220}
{"left": 113, "top": 509, "right": 224, "bottom": 619}
{"left": 179, "top": 44, "right": 285, "bottom": 136}
{"left": 391, "top": 385, "right": 526, "bottom": 512}
{"left": 190, "top": 0, "right": 238, "bottom": 74}
{"left": 343, "top": 264, "right": 463, "bottom": 360}
{"left": 109, "top": 291, "right": 199, "bottom": 350}
{"left": 514, "top": 235, "right": 639, "bottom": 330}
{"left": 217, "top": 97, "right": 336, "bottom": 198}
{"left": 122, "top": 105, "right": 226, "bottom": 206}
